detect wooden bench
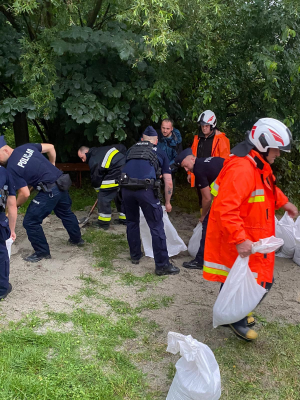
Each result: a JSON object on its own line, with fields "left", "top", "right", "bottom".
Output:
{"left": 56, "top": 163, "right": 90, "bottom": 187}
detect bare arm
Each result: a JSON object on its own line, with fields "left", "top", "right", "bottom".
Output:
{"left": 7, "top": 195, "right": 17, "bottom": 240}
{"left": 16, "top": 186, "right": 30, "bottom": 207}
{"left": 41, "top": 143, "right": 56, "bottom": 165}
{"left": 200, "top": 186, "right": 212, "bottom": 222}
{"left": 163, "top": 173, "right": 173, "bottom": 212}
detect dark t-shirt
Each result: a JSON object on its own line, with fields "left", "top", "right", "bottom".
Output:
{"left": 0, "top": 166, "right": 16, "bottom": 196}
{"left": 122, "top": 145, "right": 171, "bottom": 179}
{"left": 6, "top": 144, "right": 62, "bottom": 190}
{"left": 196, "top": 132, "right": 215, "bottom": 158}
{"left": 194, "top": 157, "right": 224, "bottom": 189}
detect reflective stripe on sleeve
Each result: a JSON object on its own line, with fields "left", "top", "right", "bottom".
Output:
{"left": 100, "top": 179, "right": 119, "bottom": 189}
{"left": 119, "top": 213, "right": 126, "bottom": 220}
{"left": 101, "top": 148, "right": 119, "bottom": 169}
{"left": 210, "top": 181, "right": 219, "bottom": 197}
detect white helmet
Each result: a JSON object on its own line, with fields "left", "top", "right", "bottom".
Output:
{"left": 197, "top": 110, "right": 217, "bottom": 128}
{"left": 249, "top": 118, "right": 292, "bottom": 153}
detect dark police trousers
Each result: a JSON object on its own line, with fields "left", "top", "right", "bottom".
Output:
{"left": 0, "top": 213, "right": 10, "bottom": 295}
{"left": 122, "top": 188, "right": 169, "bottom": 268}
{"left": 23, "top": 185, "right": 81, "bottom": 255}
{"left": 194, "top": 211, "right": 209, "bottom": 266}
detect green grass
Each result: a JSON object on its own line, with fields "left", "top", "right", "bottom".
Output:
{"left": 172, "top": 183, "right": 200, "bottom": 213}
{"left": 0, "top": 311, "right": 156, "bottom": 399}
{"left": 214, "top": 322, "right": 300, "bottom": 399}
{"left": 83, "top": 228, "right": 128, "bottom": 274}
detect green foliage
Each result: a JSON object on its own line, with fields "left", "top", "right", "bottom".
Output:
{"left": 0, "top": 0, "right": 300, "bottom": 191}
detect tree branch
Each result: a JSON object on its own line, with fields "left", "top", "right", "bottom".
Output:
{"left": 22, "top": 15, "right": 35, "bottom": 41}
{"left": 96, "top": 3, "right": 110, "bottom": 29}
{"left": 0, "top": 83, "right": 17, "bottom": 98}
{"left": 78, "top": 8, "right": 84, "bottom": 27}
{"left": 226, "top": 98, "right": 239, "bottom": 108}
{"left": 32, "top": 119, "right": 48, "bottom": 142}
{"left": 0, "top": 5, "right": 20, "bottom": 32}
{"left": 87, "top": 0, "right": 104, "bottom": 28}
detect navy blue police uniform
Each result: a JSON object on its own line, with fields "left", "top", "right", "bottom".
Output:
{"left": 0, "top": 166, "right": 15, "bottom": 298}
{"left": 120, "top": 127, "right": 178, "bottom": 275}
{"left": 175, "top": 148, "right": 224, "bottom": 269}
{"left": 6, "top": 144, "right": 82, "bottom": 261}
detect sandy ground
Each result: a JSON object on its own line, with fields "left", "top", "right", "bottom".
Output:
{"left": 1, "top": 207, "right": 300, "bottom": 396}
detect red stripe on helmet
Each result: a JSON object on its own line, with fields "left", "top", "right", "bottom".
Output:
{"left": 251, "top": 126, "right": 257, "bottom": 138}
{"left": 269, "top": 128, "right": 284, "bottom": 145}
{"left": 207, "top": 115, "right": 214, "bottom": 123}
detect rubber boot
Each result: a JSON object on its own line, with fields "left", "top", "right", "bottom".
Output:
{"left": 229, "top": 317, "right": 258, "bottom": 341}
{"left": 247, "top": 312, "right": 255, "bottom": 327}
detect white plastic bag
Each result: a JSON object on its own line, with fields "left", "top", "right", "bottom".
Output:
{"left": 213, "top": 236, "right": 283, "bottom": 328}
{"left": 166, "top": 332, "right": 221, "bottom": 400}
{"left": 140, "top": 207, "right": 187, "bottom": 258}
{"left": 187, "top": 223, "right": 202, "bottom": 258}
{"left": 6, "top": 238, "right": 14, "bottom": 259}
{"left": 275, "top": 212, "right": 295, "bottom": 258}
{"left": 293, "top": 216, "right": 300, "bottom": 266}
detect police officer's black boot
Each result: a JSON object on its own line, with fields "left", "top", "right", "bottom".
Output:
{"left": 68, "top": 238, "right": 85, "bottom": 247}
{"left": 24, "top": 252, "right": 51, "bottom": 263}
{"left": 155, "top": 262, "right": 180, "bottom": 276}
{"left": 0, "top": 283, "right": 12, "bottom": 300}
{"left": 228, "top": 317, "right": 258, "bottom": 341}
{"left": 182, "top": 259, "right": 203, "bottom": 269}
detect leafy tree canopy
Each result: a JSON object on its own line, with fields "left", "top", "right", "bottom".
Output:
{"left": 0, "top": 0, "right": 300, "bottom": 200}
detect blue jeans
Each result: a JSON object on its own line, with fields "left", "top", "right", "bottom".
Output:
{"left": 23, "top": 186, "right": 81, "bottom": 255}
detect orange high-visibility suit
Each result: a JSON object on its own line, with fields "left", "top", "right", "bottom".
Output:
{"left": 203, "top": 150, "right": 288, "bottom": 285}
{"left": 189, "top": 131, "right": 230, "bottom": 187}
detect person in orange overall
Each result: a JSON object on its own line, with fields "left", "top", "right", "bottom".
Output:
{"left": 204, "top": 118, "right": 298, "bottom": 341}
{"left": 187, "top": 110, "right": 230, "bottom": 205}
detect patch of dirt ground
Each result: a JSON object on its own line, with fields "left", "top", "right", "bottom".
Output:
{"left": 1, "top": 207, "right": 300, "bottom": 396}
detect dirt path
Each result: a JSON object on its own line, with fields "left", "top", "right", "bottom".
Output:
{"left": 1, "top": 208, "right": 300, "bottom": 395}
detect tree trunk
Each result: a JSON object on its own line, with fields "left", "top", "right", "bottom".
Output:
{"left": 13, "top": 112, "right": 29, "bottom": 146}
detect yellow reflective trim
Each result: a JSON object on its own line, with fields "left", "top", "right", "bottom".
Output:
{"left": 210, "top": 181, "right": 219, "bottom": 197}
{"left": 100, "top": 183, "right": 119, "bottom": 189}
{"left": 248, "top": 195, "right": 265, "bottom": 203}
{"left": 119, "top": 215, "right": 126, "bottom": 220}
{"left": 104, "top": 149, "right": 119, "bottom": 168}
{"left": 203, "top": 265, "right": 229, "bottom": 277}
{"left": 98, "top": 216, "right": 111, "bottom": 221}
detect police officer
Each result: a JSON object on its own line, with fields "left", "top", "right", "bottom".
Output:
{"left": 175, "top": 148, "right": 224, "bottom": 269}
{"left": 120, "top": 126, "right": 180, "bottom": 276}
{"left": 78, "top": 144, "right": 126, "bottom": 229}
{"left": 0, "top": 136, "right": 17, "bottom": 299}
{"left": 0, "top": 142, "right": 83, "bottom": 263}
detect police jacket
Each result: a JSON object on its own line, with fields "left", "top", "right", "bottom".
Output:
{"left": 157, "top": 128, "right": 183, "bottom": 165}
{"left": 188, "top": 130, "right": 230, "bottom": 187}
{"left": 86, "top": 144, "right": 126, "bottom": 190}
{"left": 203, "top": 150, "right": 288, "bottom": 286}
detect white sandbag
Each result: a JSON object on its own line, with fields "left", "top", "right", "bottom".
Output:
{"left": 293, "top": 216, "right": 300, "bottom": 266}
{"left": 187, "top": 223, "right": 202, "bottom": 258}
{"left": 166, "top": 332, "right": 221, "bottom": 400}
{"left": 140, "top": 207, "right": 187, "bottom": 258}
{"left": 6, "top": 238, "right": 14, "bottom": 259}
{"left": 275, "top": 212, "right": 295, "bottom": 258}
{"left": 213, "top": 236, "right": 283, "bottom": 328}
